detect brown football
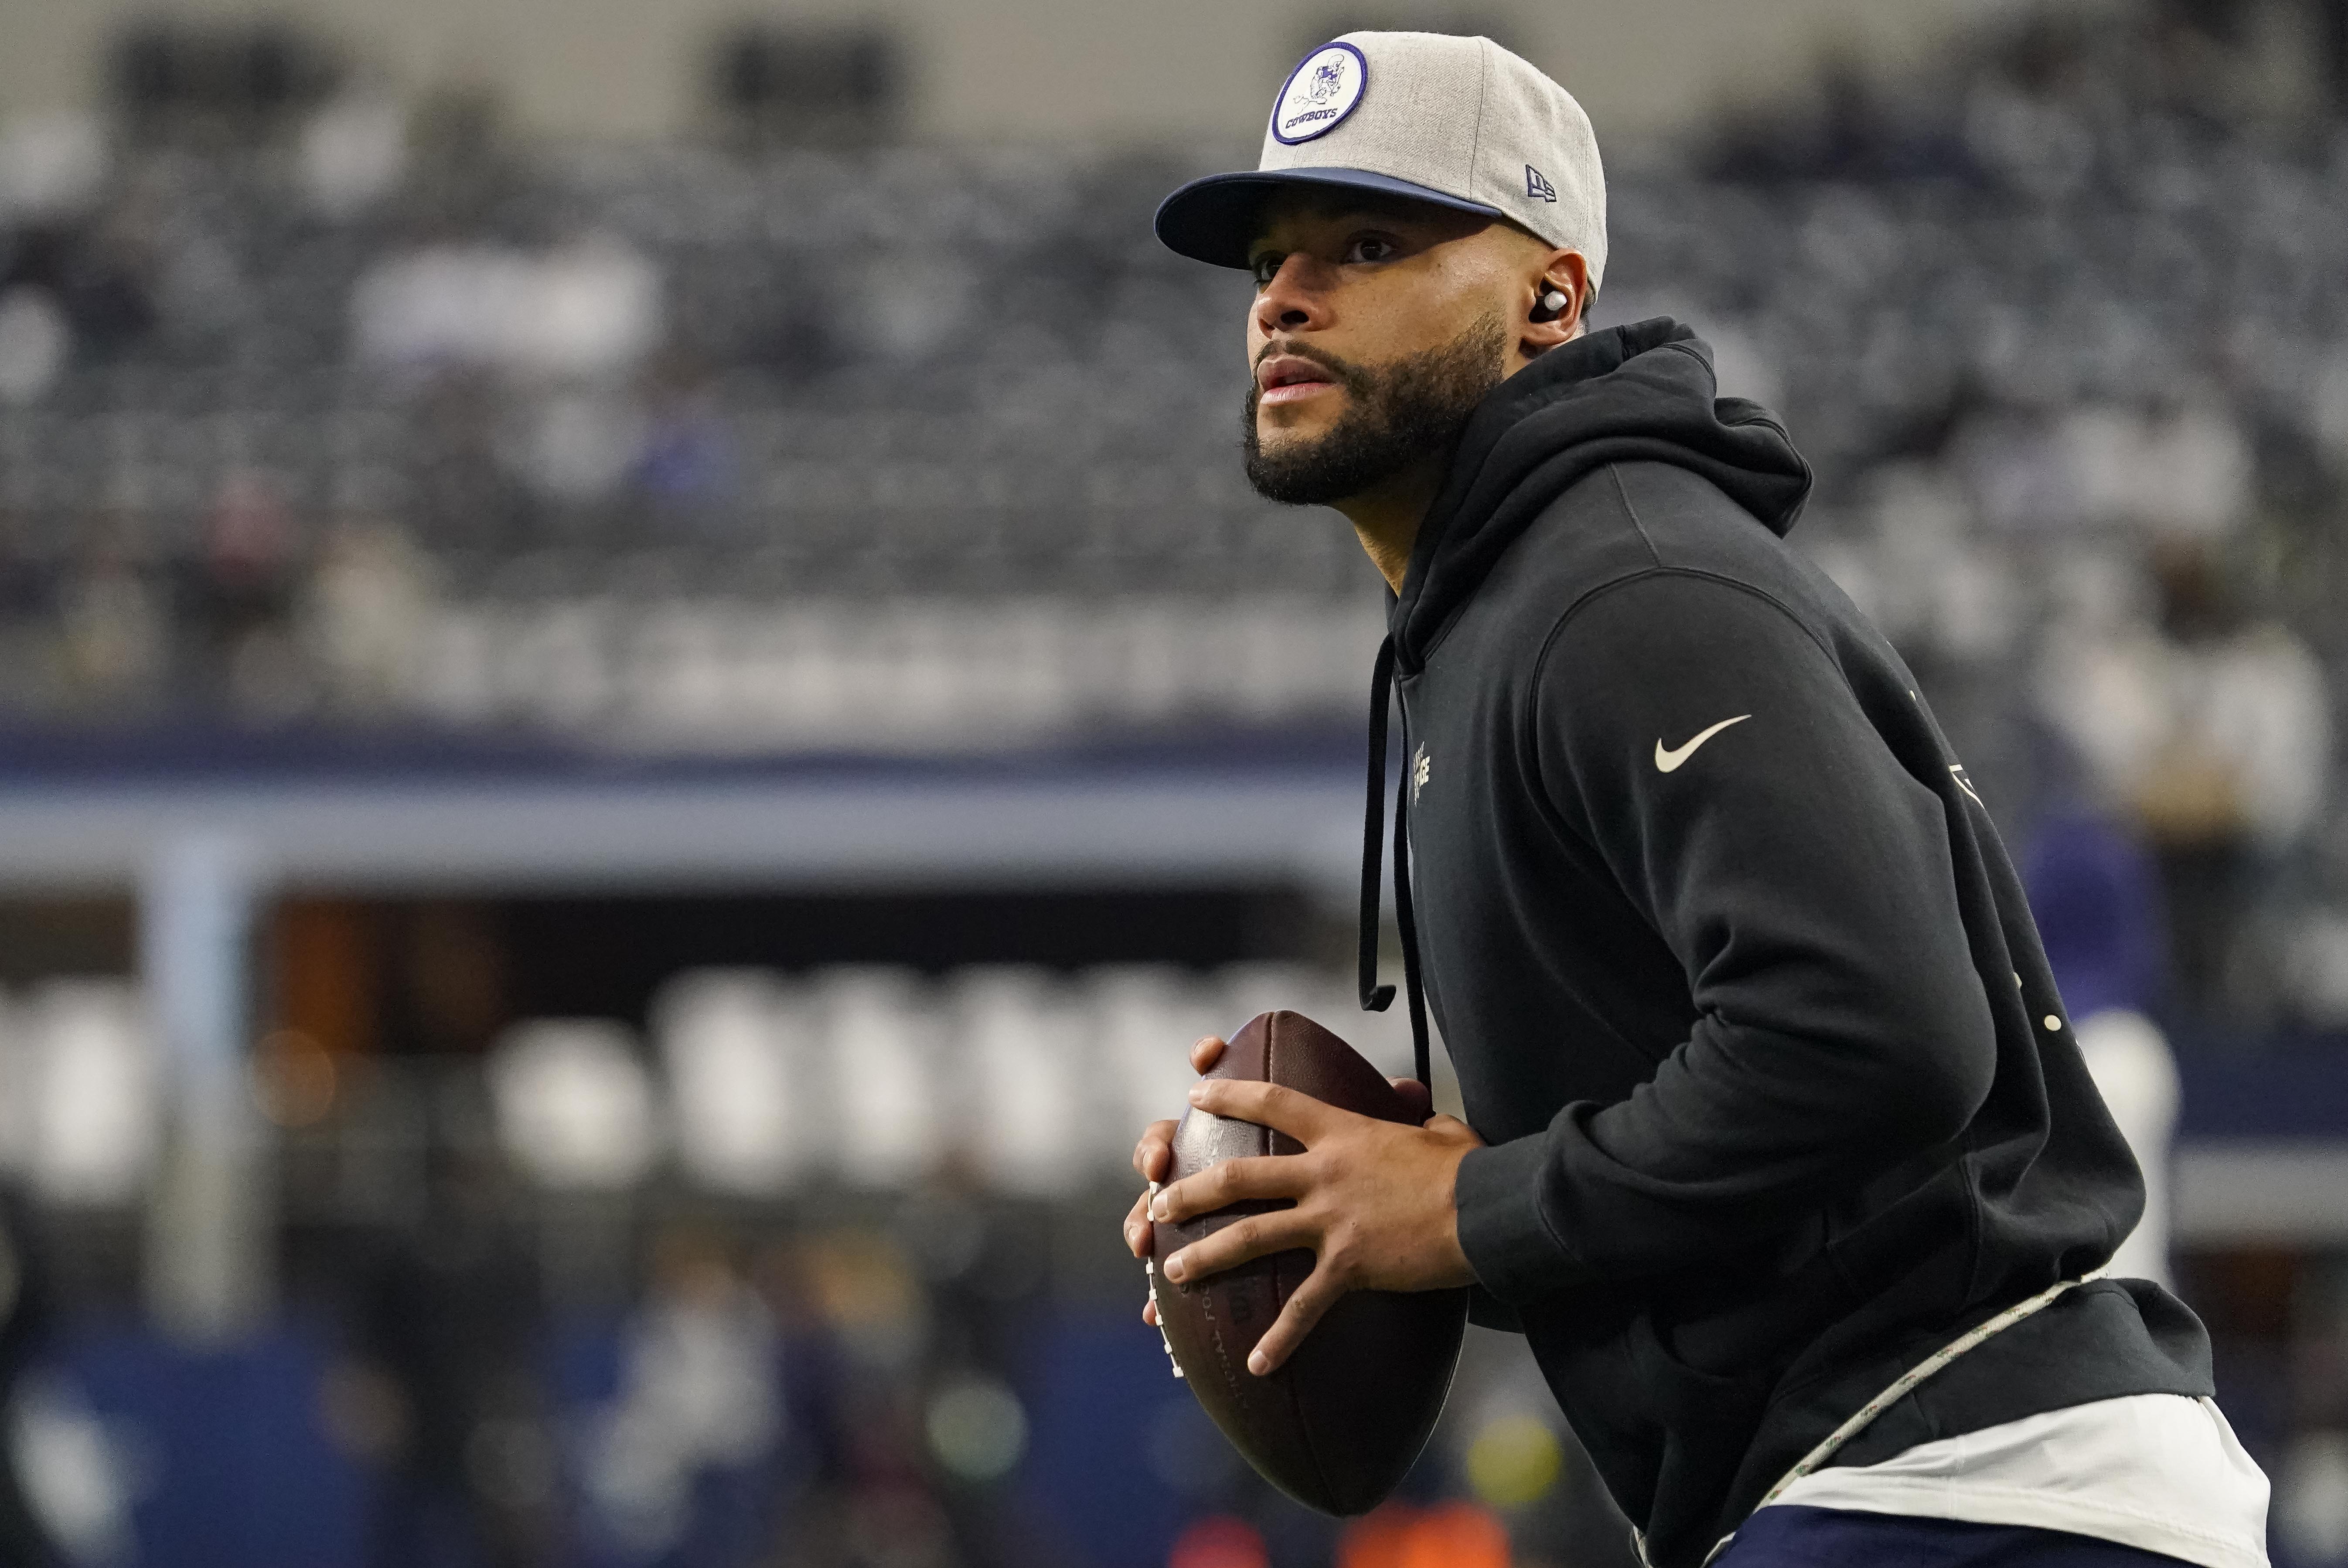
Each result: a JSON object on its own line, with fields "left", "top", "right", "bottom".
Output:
{"left": 1148, "top": 1010, "right": 1469, "bottom": 1517}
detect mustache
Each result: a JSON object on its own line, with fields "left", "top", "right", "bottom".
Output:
{"left": 1249, "top": 340, "right": 1371, "bottom": 399}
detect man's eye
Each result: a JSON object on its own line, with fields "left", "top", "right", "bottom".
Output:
{"left": 1343, "top": 236, "right": 1397, "bottom": 264}
{"left": 1250, "top": 254, "right": 1283, "bottom": 286}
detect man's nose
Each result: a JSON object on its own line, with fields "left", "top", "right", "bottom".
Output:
{"left": 1252, "top": 254, "right": 1329, "bottom": 337}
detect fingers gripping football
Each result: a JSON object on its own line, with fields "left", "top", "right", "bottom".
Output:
{"left": 1127, "top": 1033, "right": 1236, "bottom": 1324}
{"left": 1145, "top": 1077, "right": 1362, "bottom": 1238}
{"left": 1130, "top": 1034, "right": 1230, "bottom": 1185}
{"left": 1121, "top": 1153, "right": 1314, "bottom": 1327}
{"left": 1151, "top": 1075, "right": 1483, "bottom": 1374}
{"left": 1162, "top": 1148, "right": 1312, "bottom": 1221}
{"left": 1251, "top": 1255, "right": 1353, "bottom": 1376}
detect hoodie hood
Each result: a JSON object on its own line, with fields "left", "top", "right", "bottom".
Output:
{"left": 1392, "top": 317, "right": 1812, "bottom": 673}
{"left": 1355, "top": 317, "right": 1813, "bottom": 1088}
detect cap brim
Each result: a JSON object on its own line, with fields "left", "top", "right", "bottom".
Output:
{"left": 1152, "top": 168, "right": 1507, "bottom": 269}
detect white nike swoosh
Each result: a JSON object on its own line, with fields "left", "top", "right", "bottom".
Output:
{"left": 1654, "top": 714, "right": 1751, "bottom": 773}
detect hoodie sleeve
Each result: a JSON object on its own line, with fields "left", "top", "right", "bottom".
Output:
{"left": 1452, "top": 570, "right": 1998, "bottom": 1303}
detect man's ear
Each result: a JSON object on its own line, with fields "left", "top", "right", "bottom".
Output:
{"left": 1520, "top": 249, "right": 1590, "bottom": 358}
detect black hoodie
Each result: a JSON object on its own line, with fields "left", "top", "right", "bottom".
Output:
{"left": 1366, "top": 319, "right": 2212, "bottom": 1568}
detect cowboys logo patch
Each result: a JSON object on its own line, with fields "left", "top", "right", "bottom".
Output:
{"left": 1271, "top": 43, "right": 1369, "bottom": 145}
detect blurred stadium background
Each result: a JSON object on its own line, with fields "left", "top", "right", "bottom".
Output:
{"left": 0, "top": 0, "right": 2344, "bottom": 1564}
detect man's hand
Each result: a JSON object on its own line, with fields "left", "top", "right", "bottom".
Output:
{"left": 1123, "top": 1034, "right": 1226, "bottom": 1325}
{"left": 1120, "top": 1034, "right": 1483, "bottom": 1376}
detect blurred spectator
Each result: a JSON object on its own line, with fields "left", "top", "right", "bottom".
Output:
{"left": 352, "top": 235, "right": 661, "bottom": 383}
{"left": 298, "top": 92, "right": 408, "bottom": 217}
{"left": 2035, "top": 540, "right": 2329, "bottom": 1024}
{"left": 0, "top": 289, "right": 69, "bottom": 407}
{"left": 0, "top": 181, "right": 158, "bottom": 358}
{"left": 404, "top": 371, "right": 535, "bottom": 554}
{"left": 0, "top": 1187, "right": 61, "bottom": 1566}
{"left": 8, "top": 1372, "right": 134, "bottom": 1565}
{"left": 2024, "top": 809, "right": 2168, "bottom": 1022}
{"left": 631, "top": 356, "right": 740, "bottom": 538}
{"left": 196, "top": 469, "right": 308, "bottom": 718}
{"left": 585, "top": 1225, "right": 783, "bottom": 1565}
{"left": 301, "top": 518, "right": 435, "bottom": 716}
{"left": 1969, "top": 398, "right": 2252, "bottom": 537}
{"left": 516, "top": 390, "right": 647, "bottom": 508}
{"left": 0, "top": 114, "right": 109, "bottom": 228}
{"left": 336, "top": 1146, "right": 556, "bottom": 1568}
{"left": 897, "top": 1166, "right": 1053, "bottom": 1568}
{"left": 773, "top": 1227, "right": 959, "bottom": 1568}
{"left": 55, "top": 524, "right": 165, "bottom": 716}
{"left": 2284, "top": 907, "right": 2348, "bottom": 1032}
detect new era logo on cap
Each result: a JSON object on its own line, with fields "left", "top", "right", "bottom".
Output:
{"left": 1152, "top": 31, "right": 1607, "bottom": 295}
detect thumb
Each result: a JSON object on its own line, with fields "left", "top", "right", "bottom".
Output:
{"left": 1424, "top": 1112, "right": 1481, "bottom": 1145}
{"left": 1389, "top": 1076, "right": 1434, "bottom": 1126}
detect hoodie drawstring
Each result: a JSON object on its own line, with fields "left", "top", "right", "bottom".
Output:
{"left": 1357, "top": 638, "right": 1397, "bottom": 1018}
{"left": 1360, "top": 635, "right": 1432, "bottom": 1088}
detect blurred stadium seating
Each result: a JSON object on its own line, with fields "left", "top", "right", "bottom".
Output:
{"left": 2, "top": 11, "right": 2348, "bottom": 1026}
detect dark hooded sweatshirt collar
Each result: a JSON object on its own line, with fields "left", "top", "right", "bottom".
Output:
{"left": 1360, "top": 317, "right": 1815, "bottom": 1076}
{"left": 1393, "top": 316, "right": 1813, "bottom": 673}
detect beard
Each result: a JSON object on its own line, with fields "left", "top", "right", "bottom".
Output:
{"left": 1241, "top": 312, "right": 1509, "bottom": 507}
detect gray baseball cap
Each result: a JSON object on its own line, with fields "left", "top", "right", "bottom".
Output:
{"left": 1155, "top": 31, "right": 1607, "bottom": 292}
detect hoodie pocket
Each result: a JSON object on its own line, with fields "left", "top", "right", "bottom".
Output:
{"left": 1625, "top": 1315, "right": 1786, "bottom": 1567}
{"left": 1628, "top": 1312, "right": 1785, "bottom": 1433}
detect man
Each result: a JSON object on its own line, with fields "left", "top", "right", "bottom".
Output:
{"left": 1121, "top": 31, "right": 2269, "bottom": 1568}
